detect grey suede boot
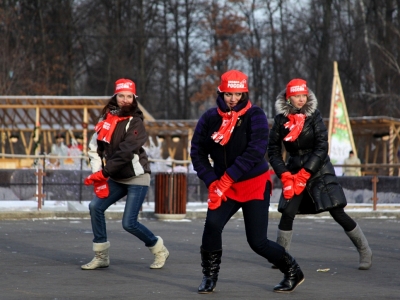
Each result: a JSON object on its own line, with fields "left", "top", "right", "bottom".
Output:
{"left": 272, "top": 230, "right": 293, "bottom": 268}
{"left": 81, "top": 241, "right": 110, "bottom": 270}
{"left": 345, "top": 224, "right": 372, "bottom": 270}
{"left": 148, "top": 236, "right": 169, "bottom": 269}
{"left": 277, "top": 229, "right": 293, "bottom": 250}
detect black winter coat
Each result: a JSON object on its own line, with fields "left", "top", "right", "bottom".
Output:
{"left": 267, "top": 89, "right": 347, "bottom": 214}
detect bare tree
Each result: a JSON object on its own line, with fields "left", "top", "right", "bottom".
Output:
{"left": 191, "top": 0, "right": 249, "bottom": 108}
{"left": 1, "top": 0, "right": 400, "bottom": 120}
{"left": 236, "top": 0, "right": 268, "bottom": 109}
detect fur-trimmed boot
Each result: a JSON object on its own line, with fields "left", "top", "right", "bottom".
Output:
{"left": 273, "top": 252, "right": 305, "bottom": 293}
{"left": 272, "top": 229, "right": 293, "bottom": 269}
{"left": 345, "top": 224, "right": 372, "bottom": 270}
{"left": 81, "top": 241, "right": 110, "bottom": 270}
{"left": 148, "top": 236, "right": 169, "bottom": 269}
{"left": 198, "top": 248, "right": 222, "bottom": 294}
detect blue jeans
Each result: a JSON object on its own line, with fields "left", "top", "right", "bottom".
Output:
{"left": 202, "top": 181, "right": 285, "bottom": 264}
{"left": 88, "top": 179, "right": 157, "bottom": 247}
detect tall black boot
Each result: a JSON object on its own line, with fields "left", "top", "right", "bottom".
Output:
{"left": 273, "top": 252, "right": 305, "bottom": 293}
{"left": 197, "top": 247, "right": 222, "bottom": 294}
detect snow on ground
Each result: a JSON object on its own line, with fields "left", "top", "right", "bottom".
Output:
{"left": 0, "top": 200, "right": 399, "bottom": 215}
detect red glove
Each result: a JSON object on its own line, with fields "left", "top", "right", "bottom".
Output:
{"left": 294, "top": 168, "right": 311, "bottom": 195}
{"left": 84, "top": 170, "right": 108, "bottom": 185}
{"left": 84, "top": 171, "right": 109, "bottom": 199}
{"left": 281, "top": 172, "right": 295, "bottom": 199}
{"left": 207, "top": 181, "right": 221, "bottom": 210}
{"left": 93, "top": 181, "right": 110, "bottom": 198}
{"left": 283, "top": 114, "right": 306, "bottom": 142}
{"left": 214, "top": 172, "right": 234, "bottom": 201}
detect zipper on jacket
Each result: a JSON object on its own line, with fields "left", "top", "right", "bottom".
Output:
{"left": 307, "top": 189, "right": 315, "bottom": 204}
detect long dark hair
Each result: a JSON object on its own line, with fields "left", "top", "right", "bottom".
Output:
{"left": 218, "top": 92, "right": 250, "bottom": 104}
{"left": 100, "top": 95, "right": 139, "bottom": 118}
{"left": 239, "top": 92, "right": 249, "bottom": 103}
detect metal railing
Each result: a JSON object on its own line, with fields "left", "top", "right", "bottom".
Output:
{"left": 1, "top": 154, "right": 399, "bottom": 211}
{"left": 0, "top": 153, "right": 194, "bottom": 210}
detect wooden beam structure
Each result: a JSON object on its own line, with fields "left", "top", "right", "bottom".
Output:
{"left": 0, "top": 96, "right": 154, "bottom": 156}
{"left": 1, "top": 96, "right": 399, "bottom": 175}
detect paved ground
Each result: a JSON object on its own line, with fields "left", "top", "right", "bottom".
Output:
{"left": 0, "top": 215, "right": 399, "bottom": 300}
{"left": 1, "top": 201, "right": 400, "bottom": 220}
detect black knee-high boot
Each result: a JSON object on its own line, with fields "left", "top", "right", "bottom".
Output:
{"left": 197, "top": 247, "right": 222, "bottom": 294}
{"left": 273, "top": 252, "right": 305, "bottom": 293}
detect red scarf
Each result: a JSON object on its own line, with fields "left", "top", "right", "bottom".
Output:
{"left": 283, "top": 114, "right": 306, "bottom": 142}
{"left": 211, "top": 101, "right": 252, "bottom": 145}
{"left": 95, "top": 113, "right": 130, "bottom": 143}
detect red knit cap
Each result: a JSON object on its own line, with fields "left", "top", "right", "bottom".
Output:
{"left": 286, "top": 78, "right": 308, "bottom": 98}
{"left": 218, "top": 70, "right": 249, "bottom": 93}
{"left": 114, "top": 78, "right": 137, "bottom": 97}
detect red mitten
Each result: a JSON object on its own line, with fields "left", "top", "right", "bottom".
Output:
{"left": 93, "top": 181, "right": 109, "bottom": 198}
{"left": 214, "top": 172, "right": 234, "bottom": 201}
{"left": 84, "top": 170, "right": 108, "bottom": 185}
{"left": 207, "top": 181, "right": 221, "bottom": 210}
{"left": 294, "top": 168, "right": 311, "bottom": 195}
{"left": 283, "top": 114, "right": 306, "bottom": 142}
{"left": 281, "top": 171, "right": 295, "bottom": 199}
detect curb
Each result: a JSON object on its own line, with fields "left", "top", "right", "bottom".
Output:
{"left": 0, "top": 209, "right": 399, "bottom": 221}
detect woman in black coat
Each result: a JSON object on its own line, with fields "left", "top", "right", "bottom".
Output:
{"left": 267, "top": 78, "right": 372, "bottom": 270}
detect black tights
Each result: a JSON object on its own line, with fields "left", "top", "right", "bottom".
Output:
{"left": 278, "top": 194, "right": 356, "bottom": 232}
{"left": 202, "top": 182, "right": 286, "bottom": 264}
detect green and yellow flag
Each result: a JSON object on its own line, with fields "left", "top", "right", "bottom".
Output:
{"left": 328, "top": 61, "right": 357, "bottom": 175}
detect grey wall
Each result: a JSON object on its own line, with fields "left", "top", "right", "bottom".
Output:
{"left": 0, "top": 170, "right": 399, "bottom": 204}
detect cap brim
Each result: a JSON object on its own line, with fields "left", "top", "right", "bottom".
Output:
{"left": 113, "top": 92, "right": 138, "bottom": 98}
